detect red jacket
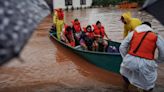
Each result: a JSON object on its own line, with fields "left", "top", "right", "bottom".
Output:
{"left": 92, "top": 24, "right": 105, "bottom": 38}
{"left": 83, "top": 27, "right": 94, "bottom": 39}
{"left": 64, "top": 25, "right": 72, "bottom": 38}
{"left": 128, "top": 31, "right": 157, "bottom": 60}
{"left": 63, "top": 25, "right": 75, "bottom": 47}
{"left": 71, "top": 20, "right": 81, "bottom": 33}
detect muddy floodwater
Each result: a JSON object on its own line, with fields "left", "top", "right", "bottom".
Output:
{"left": 0, "top": 8, "right": 164, "bottom": 92}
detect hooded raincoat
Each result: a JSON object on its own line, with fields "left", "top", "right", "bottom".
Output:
{"left": 119, "top": 24, "right": 164, "bottom": 91}
{"left": 122, "top": 12, "right": 142, "bottom": 38}
{"left": 53, "top": 9, "right": 64, "bottom": 40}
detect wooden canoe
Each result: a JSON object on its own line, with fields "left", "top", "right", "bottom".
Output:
{"left": 49, "top": 31, "right": 122, "bottom": 74}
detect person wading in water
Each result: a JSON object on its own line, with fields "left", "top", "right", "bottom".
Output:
{"left": 119, "top": 22, "right": 164, "bottom": 92}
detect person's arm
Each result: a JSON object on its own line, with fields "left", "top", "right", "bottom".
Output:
{"left": 119, "top": 31, "right": 133, "bottom": 58}
{"left": 61, "top": 30, "right": 69, "bottom": 43}
{"left": 156, "top": 35, "right": 164, "bottom": 63}
{"left": 104, "top": 32, "right": 110, "bottom": 40}
{"left": 71, "top": 32, "right": 75, "bottom": 42}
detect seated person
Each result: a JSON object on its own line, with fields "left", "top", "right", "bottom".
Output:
{"left": 60, "top": 25, "right": 75, "bottom": 47}
{"left": 80, "top": 25, "right": 95, "bottom": 51}
{"left": 71, "top": 18, "right": 82, "bottom": 45}
{"left": 92, "top": 21, "right": 109, "bottom": 52}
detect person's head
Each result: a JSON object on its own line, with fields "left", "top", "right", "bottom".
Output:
{"left": 120, "top": 16, "right": 126, "bottom": 24}
{"left": 142, "top": 22, "right": 151, "bottom": 27}
{"left": 59, "top": 8, "right": 62, "bottom": 11}
{"left": 86, "top": 25, "right": 92, "bottom": 32}
{"left": 66, "top": 26, "right": 72, "bottom": 32}
{"left": 121, "top": 12, "right": 132, "bottom": 24}
{"left": 96, "top": 21, "right": 101, "bottom": 28}
{"left": 74, "top": 18, "right": 79, "bottom": 24}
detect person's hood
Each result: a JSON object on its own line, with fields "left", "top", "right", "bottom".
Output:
{"left": 135, "top": 24, "right": 153, "bottom": 33}
{"left": 122, "top": 12, "right": 132, "bottom": 24}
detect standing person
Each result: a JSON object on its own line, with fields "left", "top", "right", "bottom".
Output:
{"left": 71, "top": 18, "right": 82, "bottom": 45}
{"left": 60, "top": 25, "right": 75, "bottom": 47}
{"left": 120, "top": 12, "right": 142, "bottom": 38}
{"left": 119, "top": 22, "right": 164, "bottom": 92}
{"left": 53, "top": 8, "right": 64, "bottom": 40}
{"left": 92, "top": 21, "right": 109, "bottom": 52}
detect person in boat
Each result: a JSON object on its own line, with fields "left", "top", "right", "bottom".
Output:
{"left": 92, "top": 21, "right": 109, "bottom": 52}
{"left": 71, "top": 18, "right": 82, "bottom": 45}
{"left": 53, "top": 8, "right": 64, "bottom": 40}
{"left": 121, "top": 12, "right": 142, "bottom": 38}
{"left": 119, "top": 22, "right": 164, "bottom": 92}
{"left": 80, "top": 25, "right": 95, "bottom": 51}
{"left": 60, "top": 25, "right": 75, "bottom": 47}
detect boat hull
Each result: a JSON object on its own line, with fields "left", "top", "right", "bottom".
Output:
{"left": 49, "top": 32, "right": 122, "bottom": 74}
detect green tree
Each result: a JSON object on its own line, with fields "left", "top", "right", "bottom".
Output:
{"left": 92, "top": 0, "right": 146, "bottom": 6}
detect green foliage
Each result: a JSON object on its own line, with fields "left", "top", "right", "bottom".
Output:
{"left": 92, "top": 0, "right": 146, "bottom": 6}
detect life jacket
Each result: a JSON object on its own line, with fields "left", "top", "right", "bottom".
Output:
{"left": 71, "top": 20, "right": 81, "bottom": 33}
{"left": 83, "top": 27, "right": 94, "bottom": 39}
{"left": 64, "top": 25, "right": 73, "bottom": 41}
{"left": 55, "top": 9, "right": 64, "bottom": 20}
{"left": 92, "top": 24, "right": 105, "bottom": 38}
{"left": 128, "top": 31, "right": 157, "bottom": 60}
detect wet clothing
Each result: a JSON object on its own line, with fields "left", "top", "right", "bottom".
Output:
{"left": 122, "top": 12, "right": 142, "bottom": 38}
{"left": 53, "top": 9, "right": 64, "bottom": 40}
{"left": 119, "top": 24, "right": 164, "bottom": 90}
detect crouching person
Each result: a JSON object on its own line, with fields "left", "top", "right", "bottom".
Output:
{"left": 60, "top": 25, "right": 75, "bottom": 47}
{"left": 119, "top": 22, "right": 164, "bottom": 92}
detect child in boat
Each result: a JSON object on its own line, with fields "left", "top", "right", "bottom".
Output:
{"left": 71, "top": 18, "right": 82, "bottom": 45}
{"left": 80, "top": 25, "right": 95, "bottom": 51}
{"left": 92, "top": 21, "right": 110, "bottom": 52}
{"left": 60, "top": 25, "right": 75, "bottom": 47}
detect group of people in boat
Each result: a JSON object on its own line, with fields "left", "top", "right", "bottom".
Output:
{"left": 53, "top": 8, "right": 110, "bottom": 52}
{"left": 53, "top": 8, "right": 164, "bottom": 92}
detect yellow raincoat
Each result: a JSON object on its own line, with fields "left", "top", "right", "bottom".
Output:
{"left": 122, "top": 12, "right": 142, "bottom": 38}
{"left": 53, "top": 10, "right": 64, "bottom": 40}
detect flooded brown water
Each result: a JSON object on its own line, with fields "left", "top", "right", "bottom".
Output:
{"left": 0, "top": 8, "right": 164, "bottom": 92}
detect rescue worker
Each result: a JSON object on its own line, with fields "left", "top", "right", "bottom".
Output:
{"left": 53, "top": 8, "right": 64, "bottom": 40}
{"left": 60, "top": 25, "right": 75, "bottom": 47}
{"left": 80, "top": 25, "right": 95, "bottom": 51}
{"left": 119, "top": 22, "right": 164, "bottom": 92}
{"left": 71, "top": 18, "right": 82, "bottom": 45}
{"left": 121, "top": 12, "right": 142, "bottom": 38}
{"left": 92, "top": 21, "right": 109, "bottom": 52}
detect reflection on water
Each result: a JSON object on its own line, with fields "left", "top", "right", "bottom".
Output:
{"left": 0, "top": 8, "right": 164, "bottom": 92}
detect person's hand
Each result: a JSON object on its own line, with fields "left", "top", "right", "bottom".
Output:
{"left": 85, "top": 33, "right": 89, "bottom": 36}
{"left": 66, "top": 40, "right": 69, "bottom": 43}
